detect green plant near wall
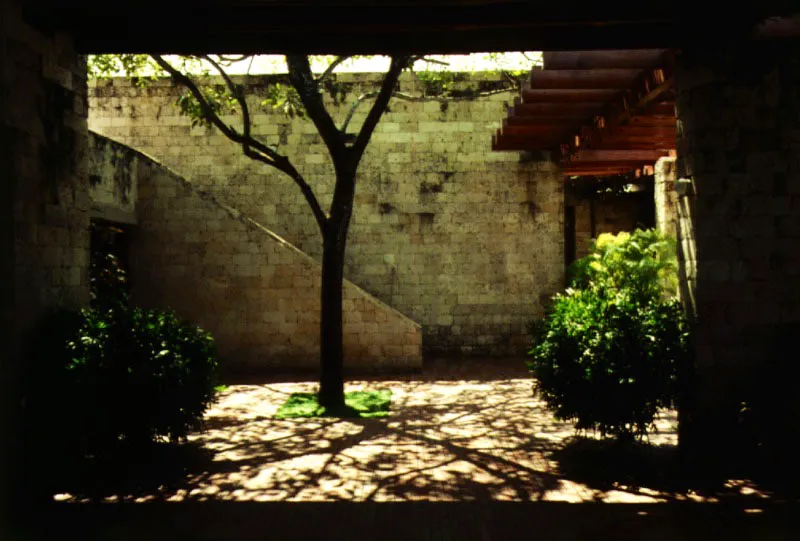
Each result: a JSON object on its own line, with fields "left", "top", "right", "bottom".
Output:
{"left": 568, "top": 229, "right": 678, "bottom": 302}
{"left": 29, "top": 253, "right": 220, "bottom": 460}
{"left": 527, "top": 229, "right": 690, "bottom": 439}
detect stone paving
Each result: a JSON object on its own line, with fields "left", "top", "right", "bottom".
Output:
{"left": 41, "top": 360, "right": 791, "bottom": 541}
{"left": 86, "top": 358, "right": 696, "bottom": 505}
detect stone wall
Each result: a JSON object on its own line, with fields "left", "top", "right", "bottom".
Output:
{"left": 1, "top": 0, "right": 89, "bottom": 525}
{"left": 654, "top": 157, "right": 678, "bottom": 239}
{"left": 89, "top": 74, "right": 565, "bottom": 356}
{"left": 675, "top": 43, "right": 800, "bottom": 458}
{"left": 566, "top": 186, "right": 655, "bottom": 260}
{"left": 90, "top": 133, "right": 422, "bottom": 372}
{"left": 88, "top": 132, "right": 137, "bottom": 224}
{"left": 654, "top": 156, "right": 697, "bottom": 314}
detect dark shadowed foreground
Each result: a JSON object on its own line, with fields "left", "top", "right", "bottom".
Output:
{"left": 28, "top": 359, "right": 799, "bottom": 540}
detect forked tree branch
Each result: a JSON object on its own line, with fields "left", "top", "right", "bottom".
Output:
{"left": 350, "top": 55, "right": 410, "bottom": 165}
{"left": 286, "top": 55, "right": 346, "bottom": 167}
{"left": 316, "top": 56, "right": 350, "bottom": 85}
{"left": 152, "top": 54, "right": 328, "bottom": 233}
{"left": 340, "top": 86, "right": 512, "bottom": 134}
{"left": 202, "top": 54, "right": 251, "bottom": 139}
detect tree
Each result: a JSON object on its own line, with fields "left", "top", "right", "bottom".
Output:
{"left": 89, "top": 53, "right": 534, "bottom": 411}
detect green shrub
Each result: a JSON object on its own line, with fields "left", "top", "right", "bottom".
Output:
{"left": 30, "top": 253, "right": 219, "bottom": 458}
{"left": 568, "top": 229, "right": 678, "bottom": 302}
{"left": 527, "top": 229, "right": 690, "bottom": 439}
{"left": 66, "top": 306, "right": 219, "bottom": 449}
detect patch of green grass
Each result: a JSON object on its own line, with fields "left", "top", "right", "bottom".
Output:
{"left": 275, "top": 389, "right": 391, "bottom": 419}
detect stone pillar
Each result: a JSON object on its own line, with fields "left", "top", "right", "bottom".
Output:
{"left": 654, "top": 156, "right": 678, "bottom": 239}
{"left": 655, "top": 156, "right": 697, "bottom": 316}
{"left": 1, "top": 0, "right": 89, "bottom": 530}
{"left": 674, "top": 42, "right": 800, "bottom": 471}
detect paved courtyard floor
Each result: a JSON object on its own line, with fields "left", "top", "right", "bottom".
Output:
{"left": 39, "top": 359, "right": 794, "bottom": 541}
{"left": 69, "top": 358, "right": 698, "bottom": 504}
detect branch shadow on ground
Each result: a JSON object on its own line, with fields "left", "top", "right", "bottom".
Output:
{"left": 48, "top": 367, "right": 800, "bottom": 507}
{"left": 52, "top": 377, "right": 566, "bottom": 503}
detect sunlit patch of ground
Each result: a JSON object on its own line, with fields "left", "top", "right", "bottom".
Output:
{"left": 53, "top": 359, "right": 769, "bottom": 504}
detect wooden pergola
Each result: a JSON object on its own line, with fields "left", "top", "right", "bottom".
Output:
{"left": 492, "top": 50, "right": 676, "bottom": 177}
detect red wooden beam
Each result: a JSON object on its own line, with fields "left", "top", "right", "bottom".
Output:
{"left": 511, "top": 100, "right": 605, "bottom": 118}
{"left": 529, "top": 68, "right": 641, "bottom": 89}
{"left": 492, "top": 134, "right": 561, "bottom": 151}
{"left": 521, "top": 88, "right": 619, "bottom": 103}
{"left": 563, "top": 168, "right": 640, "bottom": 176}
{"left": 604, "top": 125, "right": 676, "bottom": 137}
{"left": 565, "top": 57, "right": 675, "bottom": 156}
{"left": 543, "top": 49, "right": 668, "bottom": 70}
{"left": 563, "top": 162, "right": 652, "bottom": 173}
{"left": 499, "top": 125, "right": 575, "bottom": 138}
{"left": 504, "top": 116, "right": 584, "bottom": 127}
{"left": 567, "top": 149, "right": 670, "bottom": 162}
{"left": 629, "top": 115, "right": 676, "bottom": 127}
{"left": 578, "top": 140, "right": 676, "bottom": 151}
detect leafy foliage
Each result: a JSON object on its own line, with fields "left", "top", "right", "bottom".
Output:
{"left": 176, "top": 85, "right": 240, "bottom": 128}
{"left": 527, "top": 230, "right": 690, "bottom": 439}
{"left": 88, "top": 54, "right": 159, "bottom": 87}
{"left": 29, "top": 254, "right": 220, "bottom": 459}
{"left": 262, "top": 82, "right": 305, "bottom": 118}
{"left": 568, "top": 229, "right": 679, "bottom": 302}
{"left": 275, "top": 390, "right": 392, "bottom": 419}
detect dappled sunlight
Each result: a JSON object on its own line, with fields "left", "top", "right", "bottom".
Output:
{"left": 55, "top": 364, "right": 703, "bottom": 504}
{"left": 52, "top": 360, "right": 776, "bottom": 506}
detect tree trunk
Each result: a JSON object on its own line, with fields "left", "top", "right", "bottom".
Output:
{"left": 318, "top": 227, "right": 346, "bottom": 410}
{"left": 318, "top": 165, "right": 356, "bottom": 411}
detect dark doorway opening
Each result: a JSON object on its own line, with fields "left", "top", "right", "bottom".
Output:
{"left": 90, "top": 219, "right": 133, "bottom": 297}
{"left": 564, "top": 205, "right": 576, "bottom": 276}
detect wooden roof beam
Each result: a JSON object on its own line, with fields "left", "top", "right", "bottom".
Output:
{"left": 565, "top": 55, "right": 675, "bottom": 157}
{"left": 529, "top": 68, "right": 642, "bottom": 90}
{"left": 511, "top": 99, "right": 605, "bottom": 118}
{"left": 542, "top": 49, "right": 668, "bottom": 70}
{"left": 521, "top": 88, "right": 620, "bottom": 103}
{"left": 567, "top": 150, "right": 670, "bottom": 162}
{"left": 492, "top": 134, "right": 562, "bottom": 151}
{"left": 504, "top": 116, "right": 588, "bottom": 127}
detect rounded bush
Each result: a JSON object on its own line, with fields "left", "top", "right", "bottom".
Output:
{"left": 31, "top": 253, "right": 219, "bottom": 458}
{"left": 65, "top": 306, "right": 219, "bottom": 450}
{"left": 527, "top": 230, "right": 690, "bottom": 439}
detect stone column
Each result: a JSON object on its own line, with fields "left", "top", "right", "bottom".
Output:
{"left": 1, "top": 0, "right": 89, "bottom": 529}
{"left": 654, "top": 156, "right": 678, "bottom": 239}
{"left": 674, "top": 42, "right": 800, "bottom": 471}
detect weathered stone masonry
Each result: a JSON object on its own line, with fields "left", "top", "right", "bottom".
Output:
{"left": 1, "top": 0, "right": 89, "bottom": 521}
{"left": 89, "top": 132, "right": 422, "bottom": 372}
{"left": 675, "top": 44, "right": 800, "bottom": 454}
{"left": 89, "top": 74, "right": 565, "bottom": 356}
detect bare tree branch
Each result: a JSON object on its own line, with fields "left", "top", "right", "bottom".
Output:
{"left": 350, "top": 55, "right": 410, "bottom": 165}
{"left": 152, "top": 54, "right": 328, "bottom": 233}
{"left": 286, "top": 55, "right": 346, "bottom": 165}
{"left": 215, "top": 54, "right": 252, "bottom": 66}
{"left": 417, "top": 57, "right": 450, "bottom": 67}
{"left": 243, "top": 146, "right": 328, "bottom": 232}
{"left": 340, "top": 87, "right": 512, "bottom": 134}
{"left": 316, "top": 56, "right": 350, "bottom": 85}
{"left": 153, "top": 55, "right": 240, "bottom": 141}
{"left": 202, "top": 54, "right": 252, "bottom": 139}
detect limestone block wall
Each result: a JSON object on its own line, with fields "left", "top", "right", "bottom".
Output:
{"left": 88, "top": 132, "right": 137, "bottom": 223}
{"left": 89, "top": 133, "right": 422, "bottom": 372}
{"left": 675, "top": 43, "right": 800, "bottom": 452}
{"left": 89, "top": 74, "right": 564, "bottom": 356}
{"left": 654, "top": 157, "right": 678, "bottom": 239}
{"left": 654, "top": 156, "right": 696, "bottom": 314}
{"left": 1, "top": 0, "right": 89, "bottom": 522}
